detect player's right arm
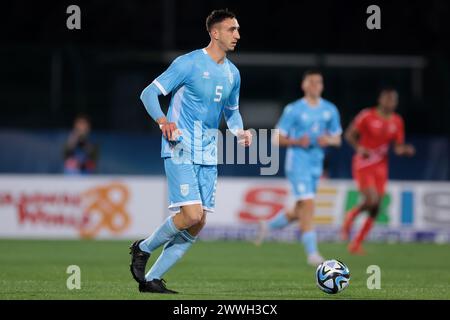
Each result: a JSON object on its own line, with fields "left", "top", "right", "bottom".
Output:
{"left": 140, "top": 54, "right": 193, "bottom": 141}
{"left": 273, "top": 104, "right": 310, "bottom": 148}
{"left": 140, "top": 84, "right": 176, "bottom": 140}
{"left": 345, "top": 110, "right": 370, "bottom": 157}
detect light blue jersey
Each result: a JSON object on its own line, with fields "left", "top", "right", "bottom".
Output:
{"left": 144, "top": 48, "right": 241, "bottom": 165}
{"left": 140, "top": 48, "right": 244, "bottom": 212}
{"left": 277, "top": 98, "right": 342, "bottom": 200}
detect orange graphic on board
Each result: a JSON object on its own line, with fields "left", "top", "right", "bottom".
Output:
{"left": 80, "top": 182, "right": 131, "bottom": 238}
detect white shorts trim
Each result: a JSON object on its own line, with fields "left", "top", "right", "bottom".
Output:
{"left": 202, "top": 206, "right": 215, "bottom": 213}
{"left": 152, "top": 80, "right": 168, "bottom": 96}
{"left": 168, "top": 200, "right": 202, "bottom": 213}
{"left": 225, "top": 105, "right": 239, "bottom": 110}
{"left": 295, "top": 193, "right": 315, "bottom": 201}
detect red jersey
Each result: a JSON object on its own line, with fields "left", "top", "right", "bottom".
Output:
{"left": 352, "top": 107, "right": 404, "bottom": 170}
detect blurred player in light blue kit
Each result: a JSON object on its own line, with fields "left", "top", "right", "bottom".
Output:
{"left": 129, "top": 9, "right": 252, "bottom": 294}
{"left": 255, "top": 70, "right": 342, "bottom": 266}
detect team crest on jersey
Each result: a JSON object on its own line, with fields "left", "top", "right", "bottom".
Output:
{"left": 180, "top": 184, "right": 189, "bottom": 197}
{"left": 371, "top": 120, "right": 382, "bottom": 128}
{"left": 323, "top": 111, "right": 331, "bottom": 120}
{"left": 389, "top": 123, "right": 397, "bottom": 133}
{"left": 202, "top": 71, "right": 210, "bottom": 79}
{"left": 301, "top": 113, "right": 309, "bottom": 121}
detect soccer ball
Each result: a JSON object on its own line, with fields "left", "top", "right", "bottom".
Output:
{"left": 316, "top": 259, "right": 350, "bottom": 294}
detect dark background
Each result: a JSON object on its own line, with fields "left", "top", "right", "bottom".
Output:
{"left": 1, "top": 0, "right": 449, "bottom": 178}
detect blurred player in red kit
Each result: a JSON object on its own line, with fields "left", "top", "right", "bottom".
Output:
{"left": 342, "top": 87, "right": 415, "bottom": 254}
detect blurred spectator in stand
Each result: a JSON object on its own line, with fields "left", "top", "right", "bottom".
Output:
{"left": 63, "top": 114, "right": 99, "bottom": 175}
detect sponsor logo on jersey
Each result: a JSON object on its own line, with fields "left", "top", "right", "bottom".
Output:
{"left": 202, "top": 71, "right": 210, "bottom": 79}
{"left": 323, "top": 111, "right": 331, "bottom": 120}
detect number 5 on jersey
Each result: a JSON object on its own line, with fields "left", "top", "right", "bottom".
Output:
{"left": 214, "top": 85, "right": 223, "bottom": 102}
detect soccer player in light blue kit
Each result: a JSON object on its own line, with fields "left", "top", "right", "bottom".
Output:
{"left": 129, "top": 9, "right": 252, "bottom": 294}
{"left": 255, "top": 70, "right": 342, "bottom": 266}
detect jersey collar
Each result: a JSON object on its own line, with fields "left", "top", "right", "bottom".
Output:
{"left": 301, "top": 97, "right": 323, "bottom": 109}
{"left": 202, "top": 48, "right": 227, "bottom": 66}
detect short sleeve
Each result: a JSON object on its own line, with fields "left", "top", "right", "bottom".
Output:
{"left": 394, "top": 116, "right": 405, "bottom": 144}
{"left": 327, "top": 105, "right": 342, "bottom": 135}
{"left": 353, "top": 109, "right": 370, "bottom": 133}
{"left": 152, "top": 54, "right": 193, "bottom": 96}
{"left": 276, "top": 104, "right": 297, "bottom": 136}
{"left": 225, "top": 70, "right": 240, "bottom": 110}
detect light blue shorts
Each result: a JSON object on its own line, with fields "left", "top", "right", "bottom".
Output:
{"left": 164, "top": 158, "right": 218, "bottom": 213}
{"left": 286, "top": 172, "right": 320, "bottom": 201}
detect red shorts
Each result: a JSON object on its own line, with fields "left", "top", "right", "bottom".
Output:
{"left": 352, "top": 163, "right": 387, "bottom": 195}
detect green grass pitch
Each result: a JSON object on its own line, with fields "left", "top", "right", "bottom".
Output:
{"left": 0, "top": 239, "right": 449, "bottom": 300}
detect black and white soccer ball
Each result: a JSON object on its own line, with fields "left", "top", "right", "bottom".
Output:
{"left": 316, "top": 259, "right": 350, "bottom": 294}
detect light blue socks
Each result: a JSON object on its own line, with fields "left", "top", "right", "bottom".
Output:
{"left": 267, "top": 211, "right": 290, "bottom": 230}
{"left": 146, "top": 230, "right": 196, "bottom": 280}
{"left": 301, "top": 230, "right": 318, "bottom": 255}
{"left": 139, "top": 216, "right": 180, "bottom": 253}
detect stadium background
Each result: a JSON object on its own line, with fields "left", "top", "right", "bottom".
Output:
{"left": 1, "top": 0, "right": 450, "bottom": 300}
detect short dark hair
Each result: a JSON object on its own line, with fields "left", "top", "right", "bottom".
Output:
{"left": 206, "top": 9, "right": 236, "bottom": 32}
{"left": 378, "top": 86, "right": 398, "bottom": 96}
{"left": 302, "top": 69, "right": 322, "bottom": 81}
{"left": 74, "top": 113, "right": 91, "bottom": 124}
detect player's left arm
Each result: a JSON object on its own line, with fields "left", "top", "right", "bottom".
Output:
{"left": 393, "top": 116, "right": 415, "bottom": 156}
{"left": 223, "top": 71, "right": 252, "bottom": 147}
{"left": 318, "top": 105, "right": 342, "bottom": 147}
